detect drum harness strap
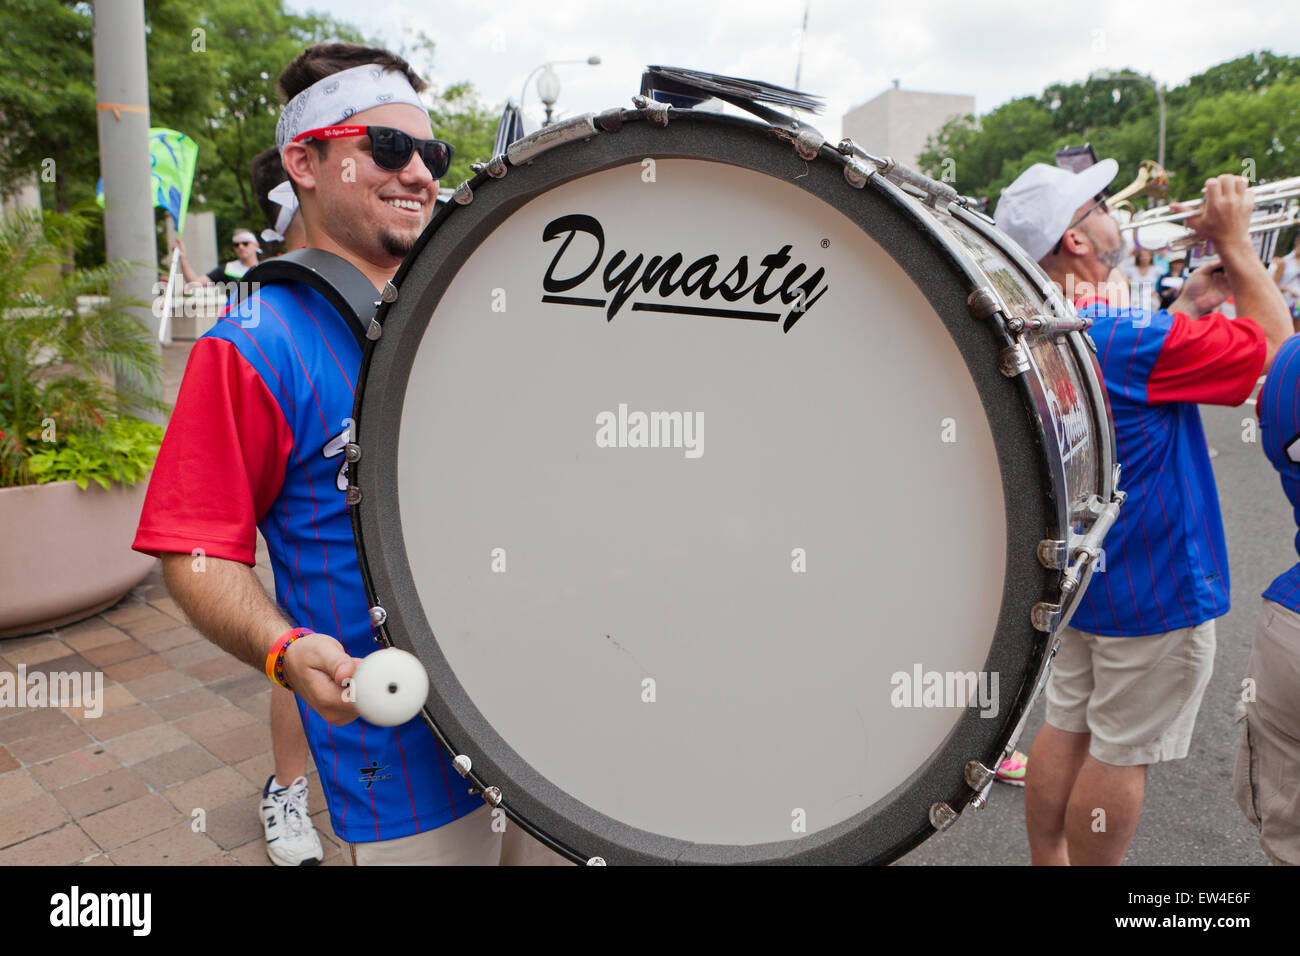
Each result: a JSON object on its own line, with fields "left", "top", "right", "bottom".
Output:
{"left": 237, "top": 247, "right": 384, "bottom": 349}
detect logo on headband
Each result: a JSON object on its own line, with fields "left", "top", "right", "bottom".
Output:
{"left": 539, "top": 213, "right": 829, "bottom": 333}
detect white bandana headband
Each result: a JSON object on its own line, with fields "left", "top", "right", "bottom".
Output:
{"left": 275, "top": 63, "right": 427, "bottom": 154}
{"left": 269, "top": 64, "right": 426, "bottom": 241}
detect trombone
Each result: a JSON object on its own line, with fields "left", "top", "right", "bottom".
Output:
{"left": 1119, "top": 173, "right": 1300, "bottom": 256}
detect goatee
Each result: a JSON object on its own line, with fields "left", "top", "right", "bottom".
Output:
{"left": 379, "top": 229, "right": 417, "bottom": 260}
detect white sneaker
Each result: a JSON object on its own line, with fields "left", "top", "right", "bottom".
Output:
{"left": 261, "top": 775, "right": 324, "bottom": 866}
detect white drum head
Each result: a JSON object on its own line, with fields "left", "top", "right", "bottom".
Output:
{"left": 394, "top": 159, "right": 1007, "bottom": 846}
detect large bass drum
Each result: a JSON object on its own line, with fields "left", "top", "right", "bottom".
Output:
{"left": 349, "top": 98, "right": 1122, "bottom": 865}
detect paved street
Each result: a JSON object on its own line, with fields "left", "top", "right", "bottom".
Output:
{"left": 0, "top": 342, "right": 347, "bottom": 866}
{"left": 901, "top": 387, "right": 1282, "bottom": 866}
{"left": 0, "top": 340, "right": 1286, "bottom": 865}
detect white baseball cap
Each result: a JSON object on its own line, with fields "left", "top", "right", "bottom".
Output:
{"left": 995, "top": 159, "right": 1119, "bottom": 262}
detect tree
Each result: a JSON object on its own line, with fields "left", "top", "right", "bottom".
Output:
{"left": 1175, "top": 79, "right": 1300, "bottom": 186}
{"left": 917, "top": 97, "right": 1057, "bottom": 199}
{"left": 147, "top": 0, "right": 363, "bottom": 244}
{"left": 1169, "top": 51, "right": 1300, "bottom": 106}
{"left": 916, "top": 51, "right": 1300, "bottom": 211}
{"left": 384, "top": 28, "right": 500, "bottom": 188}
{"left": 429, "top": 82, "right": 500, "bottom": 188}
{"left": 0, "top": 1, "right": 97, "bottom": 217}
{"left": 0, "top": 1, "right": 535, "bottom": 266}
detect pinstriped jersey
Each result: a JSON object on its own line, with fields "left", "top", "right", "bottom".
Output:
{"left": 133, "top": 280, "right": 483, "bottom": 842}
{"left": 1259, "top": 334, "right": 1300, "bottom": 611}
{"left": 1069, "top": 300, "right": 1265, "bottom": 636}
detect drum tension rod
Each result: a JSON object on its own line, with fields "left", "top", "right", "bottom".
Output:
{"left": 631, "top": 95, "right": 671, "bottom": 127}
{"left": 997, "top": 342, "right": 1031, "bottom": 378}
{"left": 964, "top": 760, "right": 996, "bottom": 792}
{"left": 469, "top": 156, "right": 508, "bottom": 179}
{"left": 1031, "top": 490, "right": 1128, "bottom": 632}
{"left": 468, "top": 785, "right": 503, "bottom": 807}
{"left": 966, "top": 287, "right": 1001, "bottom": 321}
{"left": 368, "top": 283, "right": 398, "bottom": 338}
{"left": 836, "top": 137, "right": 966, "bottom": 208}
{"left": 929, "top": 802, "right": 958, "bottom": 832}
{"left": 1005, "top": 313, "right": 1094, "bottom": 335}
{"left": 505, "top": 114, "right": 600, "bottom": 166}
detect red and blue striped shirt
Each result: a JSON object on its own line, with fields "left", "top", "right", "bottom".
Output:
{"left": 134, "top": 280, "right": 483, "bottom": 842}
{"left": 1258, "top": 333, "right": 1300, "bottom": 612}
{"left": 1070, "top": 299, "right": 1265, "bottom": 636}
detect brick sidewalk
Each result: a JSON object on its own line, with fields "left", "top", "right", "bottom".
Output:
{"left": 0, "top": 340, "right": 341, "bottom": 866}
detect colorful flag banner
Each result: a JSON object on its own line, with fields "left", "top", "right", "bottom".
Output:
{"left": 96, "top": 128, "right": 199, "bottom": 233}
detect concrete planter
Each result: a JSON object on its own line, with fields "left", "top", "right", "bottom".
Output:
{"left": 0, "top": 476, "right": 157, "bottom": 638}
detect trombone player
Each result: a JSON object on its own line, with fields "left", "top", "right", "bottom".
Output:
{"left": 997, "top": 164, "right": 1292, "bottom": 865}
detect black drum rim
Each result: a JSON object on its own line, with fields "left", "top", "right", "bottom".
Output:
{"left": 351, "top": 110, "right": 1054, "bottom": 865}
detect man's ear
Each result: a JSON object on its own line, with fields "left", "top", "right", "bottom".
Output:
{"left": 1060, "top": 227, "right": 1089, "bottom": 258}
{"left": 281, "top": 142, "right": 318, "bottom": 193}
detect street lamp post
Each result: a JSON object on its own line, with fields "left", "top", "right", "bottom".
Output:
{"left": 537, "top": 65, "right": 560, "bottom": 126}
{"left": 520, "top": 56, "right": 601, "bottom": 126}
{"left": 1090, "top": 69, "right": 1166, "bottom": 169}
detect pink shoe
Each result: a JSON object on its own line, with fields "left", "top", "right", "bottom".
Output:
{"left": 995, "top": 750, "right": 1027, "bottom": 786}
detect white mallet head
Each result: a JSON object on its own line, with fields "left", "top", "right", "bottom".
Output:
{"left": 352, "top": 647, "right": 429, "bottom": 726}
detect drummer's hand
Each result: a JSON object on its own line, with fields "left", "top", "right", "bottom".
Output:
{"left": 1168, "top": 257, "right": 1232, "bottom": 317}
{"left": 282, "top": 633, "right": 361, "bottom": 725}
{"left": 1179, "top": 175, "right": 1254, "bottom": 254}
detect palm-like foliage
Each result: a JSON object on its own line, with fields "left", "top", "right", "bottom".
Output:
{"left": 0, "top": 209, "right": 164, "bottom": 486}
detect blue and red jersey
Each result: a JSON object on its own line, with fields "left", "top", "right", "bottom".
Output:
{"left": 1070, "top": 299, "right": 1265, "bottom": 636}
{"left": 1258, "top": 333, "right": 1300, "bottom": 611}
{"left": 133, "top": 281, "right": 482, "bottom": 842}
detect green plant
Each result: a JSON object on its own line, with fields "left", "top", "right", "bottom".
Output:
{"left": 0, "top": 208, "right": 164, "bottom": 488}
{"left": 26, "top": 415, "right": 163, "bottom": 490}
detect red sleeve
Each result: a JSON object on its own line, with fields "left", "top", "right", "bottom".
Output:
{"left": 133, "top": 337, "right": 294, "bottom": 565}
{"left": 1146, "top": 312, "right": 1266, "bottom": 406}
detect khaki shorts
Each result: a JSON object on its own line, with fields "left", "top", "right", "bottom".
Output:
{"left": 1044, "top": 620, "right": 1215, "bottom": 766}
{"left": 1233, "top": 599, "right": 1300, "bottom": 866}
{"left": 346, "top": 804, "right": 573, "bottom": 866}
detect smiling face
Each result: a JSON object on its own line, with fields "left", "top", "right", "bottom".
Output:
{"left": 284, "top": 102, "right": 439, "bottom": 282}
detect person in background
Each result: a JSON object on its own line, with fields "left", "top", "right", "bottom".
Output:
{"left": 1123, "top": 247, "right": 1161, "bottom": 312}
{"left": 251, "top": 146, "right": 306, "bottom": 251}
{"left": 176, "top": 228, "right": 262, "bottom": 290}
{"left": 1157, "top": 256, "right": 1188, "bottom": 311}
{"left": 1235, "top": 329, "right": 1300, "bottom": 866}
{"left": 996, "top": 161, "right": 1291, "bottom": 866}
{"left": 1272, "top": 234, "right": 1300, "bottom": 328}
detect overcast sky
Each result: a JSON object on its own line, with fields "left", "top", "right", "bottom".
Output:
{"left": 286, "top": 0, "right": 1300, "bottom": 144}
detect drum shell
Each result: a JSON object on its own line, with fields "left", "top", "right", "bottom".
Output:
{"left": 350, "top": 109, "right": 1117, "bottom": 864}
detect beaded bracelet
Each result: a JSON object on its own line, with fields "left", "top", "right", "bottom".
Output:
{"left": 265, "top": 627, "right": 312, "bottom": 689}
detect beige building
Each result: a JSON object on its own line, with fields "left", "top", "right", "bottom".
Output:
{"left": 2, "top": 173, "right": 42, "bottom": 215}
{"left": 842, "top": 82, "right": 975, "bottom": 169}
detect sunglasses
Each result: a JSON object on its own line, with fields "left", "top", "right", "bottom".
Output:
{"left": 1051, "top": 193, "right": 1110, "bottom": 256}
{"left": 234, "top": 240, "right": 254, "bottom": 247}
{"left": 293, "top": 125, "right": 455, "bottom": 178}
